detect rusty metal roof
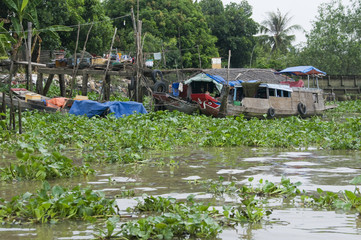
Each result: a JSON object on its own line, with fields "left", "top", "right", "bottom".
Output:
{"left": 203, "top": 68, "right": 287, "bottom": 83}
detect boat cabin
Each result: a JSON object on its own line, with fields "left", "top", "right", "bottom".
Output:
{"left": 232, "top": 82, "right": 293, "bottom": 105}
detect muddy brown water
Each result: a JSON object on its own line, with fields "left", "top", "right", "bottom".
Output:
{"left": 1, "top": 147, "right": 361, "bottom": 239}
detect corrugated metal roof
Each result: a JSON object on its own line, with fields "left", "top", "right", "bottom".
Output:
{"left": 203, "top": 68, "right": 287, "bottom": 83}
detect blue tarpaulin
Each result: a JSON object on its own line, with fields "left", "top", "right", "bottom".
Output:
{"left": 69, "top": 100, "right": 147, "bottom": 118}
{"left": 279, "top": 66, "right": 326, "bottom": 76}
{"left": 205, "top": 74, "right": 227, "bottom": 85}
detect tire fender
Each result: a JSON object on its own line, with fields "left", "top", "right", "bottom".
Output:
{"left": 297, "top": 102, "right": 307, "bottom": 115}
{"left": 267, "top": 107, "right": 275, "bottom": 118}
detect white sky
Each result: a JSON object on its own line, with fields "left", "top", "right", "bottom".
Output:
{"left": 221, "top": 0, "right": 352, "bottom": 45}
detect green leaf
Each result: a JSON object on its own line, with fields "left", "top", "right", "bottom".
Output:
{"left": 350, "top": 175, "right": 361, "bottom": 185}
{"left": 42, "top": 181, "right": 51, "bottom": 191}
{"left": 16, "top": 151, "right": 24, "bottom": 159}
{"left": 20, "top": 0, "right": 29, "bottom": 13}
{"left": 51, "top": 185, "right": 64, "bottom": 197}
{"left": 3, "top": 0, "right": 18, "bottom": 12}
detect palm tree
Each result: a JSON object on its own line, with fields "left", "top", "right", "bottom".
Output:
{"left": 260, "top": 9, "right": 302, "bottom": 53}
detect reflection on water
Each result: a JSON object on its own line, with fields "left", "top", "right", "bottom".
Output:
{"left": 1, "top": 147, "right": 361, "bottom": 239}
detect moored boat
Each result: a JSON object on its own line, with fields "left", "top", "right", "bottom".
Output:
{"left": 155, "top": 66, "right": 336, "bottom": 118}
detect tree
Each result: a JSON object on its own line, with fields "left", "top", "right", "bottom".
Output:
{"left": 260, "top": 9, "right": 302, "bottom": 54}
{"left": 35, "top": 0, "right": 114, "bottom": 56}
{"left": 199, "top": 0, "right": 258, "bottom": 68}
{"left": 103, "top": 0, "right": 218, "bottom": 68}
{"left": 299, "top": 0, "right": 361, "bottom": 75}
{"left": 2, "top": 0, "right": 41, "bottom": 59}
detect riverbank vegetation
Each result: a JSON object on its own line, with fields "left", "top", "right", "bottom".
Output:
{"left": 0, "top": 101, "right": 360, "bottom": 238}
{"left": 1, "top": 102, "right": 361, "bottom": 164}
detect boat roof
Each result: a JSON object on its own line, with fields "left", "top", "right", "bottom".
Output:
{"left": 235, "top": 82, "right": 293, "bottom": 92}
{"left": 184, "top": 73, "right": 226, "bottom": 92}
{"left": 279, "top": 66, "right": 326, "bottom": 76}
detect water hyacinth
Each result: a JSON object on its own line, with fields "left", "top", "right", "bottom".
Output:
{"left": 0, "top": 108, "right": 360, "bottom": 165}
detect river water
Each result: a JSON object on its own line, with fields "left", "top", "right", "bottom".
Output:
{"left": 1, "top": 147, "right": 361, "bottom": 239}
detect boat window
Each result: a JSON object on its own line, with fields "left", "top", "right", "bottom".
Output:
{"left": 255, "top": 87, "right": 267, "bottom": 99}
{"left": 269, "top": 88, "right": 276, "bottom": 97}
{"left": 283, "top": 91, "right": 291, "bottom": 97}
{"left": 234, "top": 87, "right": 244, "bottom": 101}
{"left": 190, "top": 81, "right": 219, "bottom": 97}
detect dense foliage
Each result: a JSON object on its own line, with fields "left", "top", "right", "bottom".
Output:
{"left": 299, "top": 0, "right": 361, "bottom": 75}
{"left": 1, "top": 106, "right": 361, "bottom": 166}
{"left": 0, "top": 181, "right": 116, "bottom": 223}
{"left": 199, "top": 0, "right": 258, "bottom": 67}
{"left": 103, "top": 0, "right": 219, "bottom": 68}
{"left": 0, "top": 151, "right": 94, "bottom": 181}
{"left": 2, "top": 0, "right": 361, "bottom": 73}
{"left": 37, "top": 0, "right": 114, "bottom": 55}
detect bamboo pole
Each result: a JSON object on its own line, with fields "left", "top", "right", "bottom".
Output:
{"left": 70, "top": 23, "right": 93, "bottom": 98}
{"left": 70, "top": 24, "right": 81, "bottom": 98}
{"left": 218, "top": 50, "right": 231, "bottom": 117}
{"left": 27, "top": 22, "right": 33, "bottom": 91}
{"left": 17, "top": 97, "right": 22, "bottom": 134}
{"left": 9, "top": 91, "right": 14, "bottom": 130}
{"left": 100, "top": 27, "right": 117, "bottom": 101}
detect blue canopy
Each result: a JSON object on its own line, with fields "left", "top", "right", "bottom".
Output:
{"left": 279, "top": 66, "right": 326, "bottom": 76}
{"left": 229, "top": 80, "right": 243, "bottom": 87}
{"left": 69, "top": 100, "right": 147, "bottom": 118}
{"left": 205, "top": 74, "right": 227, "bottom": 85}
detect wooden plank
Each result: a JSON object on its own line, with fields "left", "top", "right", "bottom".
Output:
{"left": 0, "top": 94, "right": 59, "bottom": 113}
{"left": 38, "top": 67, "right": 133, "bottom": 77}
{"left": 14, "top": 60, "right": 46, "bottom": 67}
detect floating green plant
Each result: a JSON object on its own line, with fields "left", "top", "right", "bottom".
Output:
{"left": 0, "top": 150, "right": 94, "bottom": 181}
{"left": 0, "top": 181, "right": 116, "bottom": 223}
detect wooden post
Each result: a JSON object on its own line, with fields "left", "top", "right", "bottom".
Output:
{"left": 36, "top": 73, "right": 43, "bottom": 95}
{"left": 82, "top": 72, "right": 89, "bottom": 96}
{"left": 9, "top": 90, "right": 14, "bottom": 130}
{"left": 8, "top": 60, "right": 14, "bottom": 93}
{"left": 27, "top": 22, "right": 33, "bottom": 91}
{"left": 354, "top": 75, "right": 357, "bottom": 87}
{"left": 59, "top": 74, "right": 66, "bottom": 97}
{"left": 69, "top": 24, "right": 80, "bottom": 98}
{"left": 162, "top": 44, "right": 166, "bottom": 68}
{"left": 104, "top": 74, "right": 111, "bottom": 101}
{"left": 101, "top": 27, "right": 117, "bottom": 101}
{"left": 218, "top": 50, "right": 231, "bottom": 117}
{"left": 17, "top": 97, "right": 22, "bottom": 134}
{"left": 1, "top": 92, "right": 6, "bottom": 120}
{"left": 328, "top": 75, "right": 331, "bottom": 87}
{"left": 43, "top": 74, "right": 54, "bottom": 96}
{"left": 136, "top": 21, "right": 143, "bottom": 102}
{"left": 341, "top": 75, "right": 344, "bottom": 87}
{"left": 70, "top": 23, "right": 93, "bottom": 98}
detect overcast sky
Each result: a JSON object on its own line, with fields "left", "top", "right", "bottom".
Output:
{"left": 221, "top": 0, "right": 352, "bottom": 45}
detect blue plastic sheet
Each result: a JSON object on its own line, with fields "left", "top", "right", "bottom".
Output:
{"left": 69, "top": 100, "right": 147, "bottom": 118}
